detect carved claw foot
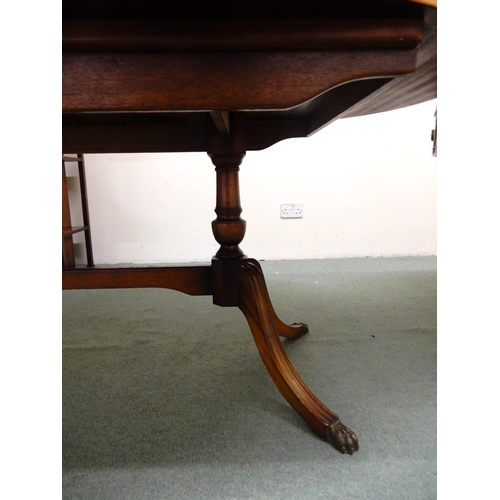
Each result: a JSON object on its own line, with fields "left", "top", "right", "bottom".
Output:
{"left": 327, "top": 421, "right": 359, "bottom": 455}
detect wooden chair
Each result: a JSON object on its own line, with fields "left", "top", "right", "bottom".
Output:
{"left": 62, "top": 154, "right": 94, "bottom": 268}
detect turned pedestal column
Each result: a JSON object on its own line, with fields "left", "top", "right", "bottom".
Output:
{"left": 208, "top": 113, "right": 248, "bottom": 306}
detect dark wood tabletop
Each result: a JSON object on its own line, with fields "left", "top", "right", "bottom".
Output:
{"left": 62, "top": 0, "right": 436, "bottom": 154}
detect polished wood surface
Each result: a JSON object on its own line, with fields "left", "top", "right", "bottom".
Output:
{"left": 62, "top": 18, "right": 423, "bottom": 51}
{"left": 63, "top": 47, "right": 416, "bottom": 113}
{"left": 62, "top": 0, "right": 437, "bottom": 454}
{"left": 62, "top": 1, "right": 436, "bottom": 154}
{"left": 63, "top": 266, "right": 213, "bottom": 296}
{"left": 238, "top": 259, "right": 358, "bottom": 454}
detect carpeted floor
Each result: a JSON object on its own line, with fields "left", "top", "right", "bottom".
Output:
{"left": 62, "top": 257, "right": 437, "bottom": 499}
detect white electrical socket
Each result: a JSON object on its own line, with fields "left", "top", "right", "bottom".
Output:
{"left": 280, "top": 204, "right": 303, "bottom": 218}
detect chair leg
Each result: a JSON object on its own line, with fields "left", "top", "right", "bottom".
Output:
{"left": 62, "top": 160, "right": 76, "bottom": 269}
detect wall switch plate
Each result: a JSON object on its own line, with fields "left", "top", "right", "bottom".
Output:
{"left": 280, "top": 204, "right": 303, "bottom": 218}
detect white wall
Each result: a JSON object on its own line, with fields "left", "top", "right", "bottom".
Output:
{"left": 66, "top": 99, "right": 437, "bottom": 265}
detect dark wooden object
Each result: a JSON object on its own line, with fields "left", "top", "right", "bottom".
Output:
{"left": 62, "top": 0, "right": 436, "bottom": 454}
{"left": 62, "top": 154, "right": 94, "bottom": 268}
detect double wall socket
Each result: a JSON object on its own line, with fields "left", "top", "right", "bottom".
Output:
{"left": 280, "top": 204, "right": 303, "bottom": 218}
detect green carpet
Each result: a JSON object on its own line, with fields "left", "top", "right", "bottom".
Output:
{"left": 63, "top": 257, "right": 437, "bottom": 499}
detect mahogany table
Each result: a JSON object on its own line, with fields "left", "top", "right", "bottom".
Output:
{"left": 62, "top": 0, "right": 436, "bottom": 454}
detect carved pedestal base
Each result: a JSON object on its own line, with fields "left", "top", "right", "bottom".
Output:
{"left": 208, "top": 114, "right": 358, "bottom": 454}
{"left": 63, "top": 112, "right": 358, "bottom": 454}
